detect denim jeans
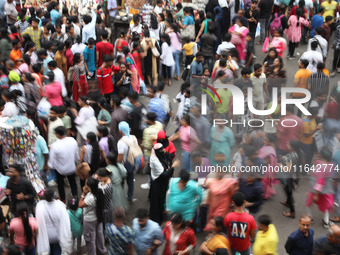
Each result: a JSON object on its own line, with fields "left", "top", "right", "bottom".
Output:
{"left": 172, "top": 50, "right": 181, "bottom": 77}
{"left": 182, "top": 151, "right": 191, "bottom": 171}
{"left": 124, "top": 161, "right": 134, "bottom": 201}
{"left": 260, "top": 18, "right": 270, "bottom": 44}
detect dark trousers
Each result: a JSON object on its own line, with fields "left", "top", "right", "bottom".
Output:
{"left": 289, "top": 41, "right": 299, "bottom": 57}
{"left": 185, "top": 55, "right": 194, "bottom": 66}
{"left": 284, "top": 180, "right": 295, "bottom": 214}
{"left": 332, "top": 48, "right": 340, "bottom": 71}
{"left": 49, "top": 243, "right": 61, "bottom": 255}
{"left": 162, "top": 64, "right": 172, "bottom": 79}
{"left": 124, "top": 161, "right": 134, "bottom": 201}
{"left": 55, "top": 171, "right": 77, "bottom": 201}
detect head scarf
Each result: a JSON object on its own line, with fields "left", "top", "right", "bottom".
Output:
{"left": 118, "top": 121, "right": 130, "bottom": 137}
{"left": 150, "top": 143, "right": 170, "bottom": 180}
{"left": 8, "top": 71, "right": 20, "bottom": 83}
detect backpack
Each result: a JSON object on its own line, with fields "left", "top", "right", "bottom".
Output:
{"left": 270, "top": 13, "right": 285, "bottom": 37}
{"left": 121, "top": 135, "right": 144, "bottom": 172}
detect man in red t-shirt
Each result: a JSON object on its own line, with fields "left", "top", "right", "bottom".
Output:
{"left": 97, "top": 55, "right": 115, "bottom": 101}
{"left": 224, "top": 192, "right": 257, "bottom": 255}
{"left": 96, "top": 30, "right": 114, "bottom": 68}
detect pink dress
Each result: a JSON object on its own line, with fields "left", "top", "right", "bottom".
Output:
{"left": 44, "top": 82, "right": 63, "bottom": 106}
{"left": 285, "top": 15, "right": 309, "bottom": 43}
{"left": 258, "top": 146, "right": 279, "bottom": 199}
{"left": 305, "top": 160, "right": 334, "bottom": 212}
{"left": 228, "top": 25, "right": 249, "bottom": 61}
{"left": 204, "top": 175, "right": 237, "bottom": 231}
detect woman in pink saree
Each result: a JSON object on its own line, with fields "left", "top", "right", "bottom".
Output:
{"left": 258, "top": 134, "right": 279, "bottom": 200}
{"left": 228, "top": 18, "right": 249, "bottom": 64}
{"left": 204, "top": 171, "right": 238, "bottom": 231}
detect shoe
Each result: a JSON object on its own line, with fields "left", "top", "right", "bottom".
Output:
{"left": 141, "top": 183, "right": 150, "bottom": 190}
{"left": 253, "top": 55, "right": 257, "bottom": 59}
{"left": 128, "top": 198, "right": 138, "bottom": 204}
{"left": 334, "top": 201, "right": 339, "bottom": 207}
{"left": 330, "top": 72, "right": 336, "bottom": 77}
{"left": 322, "top": 220, "right": 334, "bottom": 229}
{"left": 337, "top": 68, "right": 340, "bottom": 73}
{"left": 283, "top": 212, "right": 295, "bottom": 218}
{"left": 289, "top": 56, "right": 296, "bottom": 60}
{"left": 48, "top": 180, "right": 57, "bottom": 187}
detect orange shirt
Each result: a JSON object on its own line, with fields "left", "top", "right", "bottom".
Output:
{"left": 9, "top": 49, "right": 22, "bottom": 67}
{"left": 293, "top": 68, "right": 312, "bottom": 98}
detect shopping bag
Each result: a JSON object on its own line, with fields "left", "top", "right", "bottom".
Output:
{"left": 37, "top": 97, "right": 51, "bottom": 119}
{"left": 255, "top": 22, "right": 261, "bottom": 38}
{"left": 262, "top": 37, "right": 270, "bottom": 53}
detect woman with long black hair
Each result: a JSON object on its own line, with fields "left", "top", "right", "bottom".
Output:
{"left": 10, "top": 202, "right": 38, "bottom": 255}
{"left": 79, "top": 177, "right": 107, "bottom": 255}
{"left": 97, "top": 125, "right": 117, "bottom": 164}
{"left": 280, "top": 139, "right": 305, "bottom": 218}
{"left": 79, "top": 132, "right": 100, "bottom": 175}
{"left": 160, "top": 33, "right": 175, "bottom": 86}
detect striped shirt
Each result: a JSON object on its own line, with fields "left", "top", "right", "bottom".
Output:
{"left": 308, "top": 71, "right": 329, "bottom": 100}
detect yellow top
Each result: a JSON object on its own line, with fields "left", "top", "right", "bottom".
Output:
{"left": 321, "top": 0, "right": 338, "bottom": 21}
{"left": 253, "top": 224, "right": 279, "bottom": 255}
{"left": 183, "top": 42, "right": 195, "bottom": 56}
{"left": 206, "top": 234, "right": 230, "bottom": 253}
{"left": 300, "top": 117, "right": 317, "bottom": 144}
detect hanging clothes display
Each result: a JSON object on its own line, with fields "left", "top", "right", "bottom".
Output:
{"left": 0, "top": 116, "right": 45, "bottom": 196}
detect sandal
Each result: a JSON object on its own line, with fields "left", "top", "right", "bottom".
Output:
{"left": 283, "top": 212, "right": 295, "bottom": 218}
{"left": 330, "top": 217, "right": 340, "bottom": 222}
{"left": 280, "top": 201, "right": 289, "bottom": 207}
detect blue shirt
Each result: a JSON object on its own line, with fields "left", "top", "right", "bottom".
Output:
{"left": 43, "top": 55, "right": 54, "bottom": 76}
{"left": 310, "top": 15, "right": 324, "bottom": 37}
{"left": 182, "top": 15, "right": 194, "bottom": 26}
{"left": 105, "top": 224, "right": 135, "bottom": 255}
{"left": 239, "top": 179, "right": 264, "bottom": 214}
{"left": 132, "top": 219, "right": 163, "bottom": 255}
{"left": 82, "top": 10, "right": 97, "bottom": 43}
{"left": 190, "top": 60, "right": 203, "bottom": 83}
{"left": 148, "top": 98, "right": 166, "bottom": 123}
{"left": 285, "top": 228, "right": 314, "bottom": 255}
{"left": 314, "top": 235, "right": 340, "bottom": 255}
{"left": 83, "top": 46, "right": 96, "bottom": 73}
{"left": 35, "top": 135, "right": 49, "bottom": 170}
{"left": 50, "top": 9, "right": 61, "bottom": 26}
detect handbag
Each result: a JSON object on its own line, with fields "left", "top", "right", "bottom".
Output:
{"left": 151, "top": 47, "right": 160, "bottom": 57}
{"left": 180, "top": 24, "right": 195, "bottom": 40}
{"left": 181, "top": 66, "right": 190, "bottom": 81}
{"left": 214, "top": 153, "right": 226, "bottom": 162}
{"left": 262, "top": 37, "right": 270, "bottom": 53}
{"left": 231, "top": 34, "right": 242, "bottom": 45}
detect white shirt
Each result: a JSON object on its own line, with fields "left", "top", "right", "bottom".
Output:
{"left": 299, "top": 50, "right": 323, "bottom": 74}
{"left": 48, "top": 136, "right": 79, "bottom": 175}
{"left": 218, "top": 0, "right": 229, "bottom": 8}
{"left": 9, "top": 83, "right": 25, "bottom": 97}
{"left": 48, "top": 117, "right": 64, "bottom": 146}
{"left": 82, "top": 10, "right": 97, "bottom": 43}
{"left": 307, "top": 35, "right": 328, "bottom": 58}
{"left": 71, "top": 43, "right": 86, "bottom": 55}
{"left": 4, "top": 1, "right": 17, "bottom": 25}
{"left": 154, "top": 5, "right": 163, "bottom": 15}
{"left": 53, "top": 68, "right": 67, "bottom": 97}
{"left": 74, "top": 106, "right": 95, "bottom": 125}
{"left": 83, "top": 193, "right": 97, "bottom": 222}
{"left": 2, "top": 102, "right": 19, "bottom": 117}
{"left": 160, "top": 42, "right": 175, "bottom": 66}
{"left": 107, "top": 0, "right": 118, "bottom": 17}
{"left": 118, "top": 135, "right": 138, "bottom": 162}
{"left": 216, "top": 41, "right": 236, "bottom": 55}
{"left": 130, "top": 23, "right": 143, "bottom": 35}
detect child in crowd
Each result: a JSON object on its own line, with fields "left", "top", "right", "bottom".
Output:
{"left": 183, "top": 37, "right": 196, "bottom": 66}
{"left": 67, "top": 197, "right": 83, "bottom": 254}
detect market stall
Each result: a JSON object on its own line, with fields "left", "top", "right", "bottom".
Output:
{"left": 0, "top": 116, "right": 45, "bottom": 196}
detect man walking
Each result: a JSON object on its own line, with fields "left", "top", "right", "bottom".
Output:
{"left": 258, "top": 0, "right": 274, "bottom": 44}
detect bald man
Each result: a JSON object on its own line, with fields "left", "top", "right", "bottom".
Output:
{"left": 285, "top": 215, "right": 314, "bottom": 255}
{"left": 313, "top": 224, "right": 340, "bottom": 255}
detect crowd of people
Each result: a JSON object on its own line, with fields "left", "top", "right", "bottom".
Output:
{"left": 0, "top": 0, "right": 339, "bottom": 254}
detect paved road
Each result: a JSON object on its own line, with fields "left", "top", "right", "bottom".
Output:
{"left": 72, "top": 40, "right": 339, "bottom": 254}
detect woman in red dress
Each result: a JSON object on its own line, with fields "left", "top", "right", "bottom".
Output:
{"left": 163, "top": 213, "right": 196, "bottom": 255}
{"left": 72, "top": 53, "right": 88, "bottom": 103}
{"left": 132, "top": 41, "right": 145, "bottom": 84}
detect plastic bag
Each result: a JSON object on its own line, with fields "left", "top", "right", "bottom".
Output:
{"left": 37, "top": 98, "right": 51, "bottom": 119}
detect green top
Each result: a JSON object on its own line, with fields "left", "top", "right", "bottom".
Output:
{"left": 68, "top": 208, "right": 83, "bottom": 238}
{"left": 97, "top": 109, "right": 112, "bottom": 125}
{"left": 215, "top": 88, "right": 232, "bottom": 114}
{"left": 61, "top": 115, "right": 72, "bottom": 129}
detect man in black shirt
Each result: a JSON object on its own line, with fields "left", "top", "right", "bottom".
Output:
{"left": 128, "top": 91, "right": 147, "bottom": 143}
{"left": 245, "top": 0, "right": 260, "bottom": 41}
{"left": 232, "top": 9, "right": 250, "bottom": 27}
{"left": 5, "top": 164, "right": 36, "bottom": 216}
{"left": 258, "top": 0, "right": 274, "bottom": 44}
